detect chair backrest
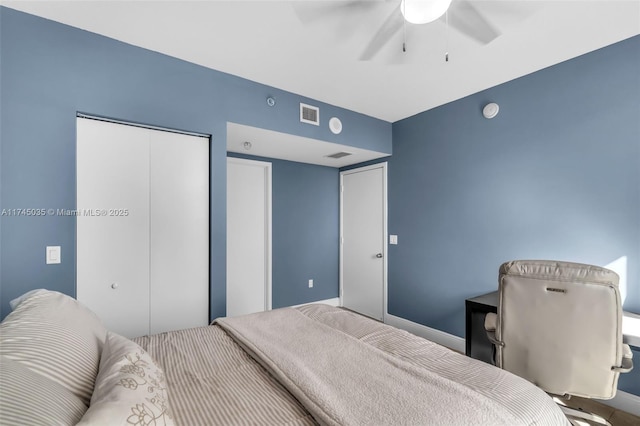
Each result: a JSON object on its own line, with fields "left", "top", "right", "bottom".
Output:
{"left": 495, "top": 260, "right": 623, "bottom": 399}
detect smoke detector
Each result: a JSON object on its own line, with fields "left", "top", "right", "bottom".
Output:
{"left": 329, "top": 117, "right": 343, "bottom": 134}
{"left": 483, "top": 103, "right": 499, "bottom": 119}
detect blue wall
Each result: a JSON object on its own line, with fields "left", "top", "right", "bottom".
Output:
{"left": 388, "top": 35, "right": 640, "bottom": 395}
{"left": 1, "top": 6, "right": 638, "bottom": 397}
{"left": 229, "top": 153, "right": 340, "bottom": 307}
{"left": 0, "top": 7, "right": 391, "bottom": 320}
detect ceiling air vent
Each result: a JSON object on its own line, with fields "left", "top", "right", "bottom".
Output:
{"left": 300, "top": 103, "right": 320, "bottom": 126}
{"left": 326, "top": 152, "right": 352, "bottom": 159}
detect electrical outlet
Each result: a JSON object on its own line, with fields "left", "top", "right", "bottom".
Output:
{"left": 308, "top": 279, "right": 313, "bottom": 288}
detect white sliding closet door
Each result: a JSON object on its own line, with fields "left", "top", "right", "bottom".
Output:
{"left": 149, "top": 131, "right": 209, "bottom": 334}
{"left": 77, "top": 117, "right": 209, "bottom": 338}
{"left": 77, "top": 120, "right": 151, "bottom": 338}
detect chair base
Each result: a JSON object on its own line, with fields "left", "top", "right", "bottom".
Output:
{"left": 556, "top": 401, "right": 611, "bottom": 425}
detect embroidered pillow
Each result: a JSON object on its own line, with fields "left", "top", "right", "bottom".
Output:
{"left": 78, "top": 332, "right": 174, "bottom": 426}
{"left": 0, "top": 289, "right": 107, "bottom": 405}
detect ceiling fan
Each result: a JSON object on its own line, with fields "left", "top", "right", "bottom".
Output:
{"left": 292, "top": 0, "right": 532, "bottom": 61}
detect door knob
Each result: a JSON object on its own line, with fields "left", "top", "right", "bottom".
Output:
{"left": 111, "top": 283, "right": 119, "bottom": 289}
{"left": 376, "top": 253, "right": 383, "bottom": 258}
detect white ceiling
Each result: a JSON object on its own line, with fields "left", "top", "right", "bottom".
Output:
{"left": 2, "top": 1, "right": 638, "bottom": 167}
{"left": 3, "top": 1, "right": 639, "bottom": 124}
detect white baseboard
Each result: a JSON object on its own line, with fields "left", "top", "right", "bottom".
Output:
{"left": 384, "top": 313, "right": 466, "bottom": 353}
{"left": 291, "top": 297, "right": 341, "bottom": 308}
{"left": 384, "top": 313, "right": 640, "bottom": 416}
{"left": 599, "top": 390, "right": 640, "bottom": 417}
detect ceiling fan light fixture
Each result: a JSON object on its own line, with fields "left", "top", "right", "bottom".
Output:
{"left": 400, "top": 0, "right": 453, "bottom": 24}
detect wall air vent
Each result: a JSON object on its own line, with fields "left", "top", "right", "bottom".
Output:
{"left": 300, "top": 103, "right": 320, "bottom": 126}
{"left": 326, "top": 152, "right": 352, "bottom": 159}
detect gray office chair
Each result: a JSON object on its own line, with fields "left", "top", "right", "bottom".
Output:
{"left": 484, "top": 260, "right": 633, "bottom": 425}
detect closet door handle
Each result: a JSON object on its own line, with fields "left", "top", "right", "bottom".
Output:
{"left": 376, "top": 253, "right": 383, "bottom": 258}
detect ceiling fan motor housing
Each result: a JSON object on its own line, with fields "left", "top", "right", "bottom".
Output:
{"left": 401, "top": 0, "right": 453, "bottom": 24}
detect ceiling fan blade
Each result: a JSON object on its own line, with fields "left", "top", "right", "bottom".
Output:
{"left": 359, "top": 4, "right": 404, "bottom": 61}
{"left": 447, "top": 0, "right": 501, "bottom": 44}
{"left": 291, "top": 1, "right": 382, "bottom": 26}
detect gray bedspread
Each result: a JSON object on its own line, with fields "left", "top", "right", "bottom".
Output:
{"left": 217, "top": 304, "right": 569, "bottom": 426}
{"left": 137, "top": 304, "right": 568, "bottom": 425}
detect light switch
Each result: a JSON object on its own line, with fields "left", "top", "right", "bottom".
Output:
{"left": 308, "top": 279, "right": 313, "bottom": 288}
{"left": 46, "top": 246, "right": 61, "bottom": 264}
{"left": 390, "top": 235, "right": 398, "bottom": 245}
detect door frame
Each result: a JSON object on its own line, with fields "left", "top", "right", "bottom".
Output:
{"left": 226, "top": 156, "right": 273, "bottom": 314}
{"left": 339, "top": 162, "right": 388, "bottom": 321}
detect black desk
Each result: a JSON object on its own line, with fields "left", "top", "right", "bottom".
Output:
{"left": 465, "top": 291, "right": 498, "bottom": 363}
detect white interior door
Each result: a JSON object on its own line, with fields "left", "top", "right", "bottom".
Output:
{"left": 77, "top": 119, "right": 151, "bottom": 338}
{"left": 226, "top": 157, "right": 272, "bottom": 317}
{"left": 341, "top": 163, "right": 387, "bottom": 321}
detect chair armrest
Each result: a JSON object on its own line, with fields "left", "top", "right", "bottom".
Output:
{"left": 484, "top": 313, "right": 503, "bottom": 346}
{"left": 613, "top": 344, "right": 634, "bottom": 373}
{"left": 484, "top": 312, "right": 497, "bottom": 332}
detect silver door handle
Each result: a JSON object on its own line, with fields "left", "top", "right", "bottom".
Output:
{"left": 376, "top": 253, "right": 383, "bottom": 258}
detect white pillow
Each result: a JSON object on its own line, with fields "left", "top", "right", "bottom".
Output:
{"left": 0, "top": 354, "right": 88, "bottom": 426}
{"left": 9, "top": 289, "right": 44, "bottom": 310}
{"left": 0, "top": 289, "right": 108, "bottom": 405}
{"left": 78, "top": 332, "right": 174, "bottom": 426}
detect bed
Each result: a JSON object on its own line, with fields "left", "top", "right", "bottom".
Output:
{"left": 0, "top": 290, "right": 569, "bottom": 425}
